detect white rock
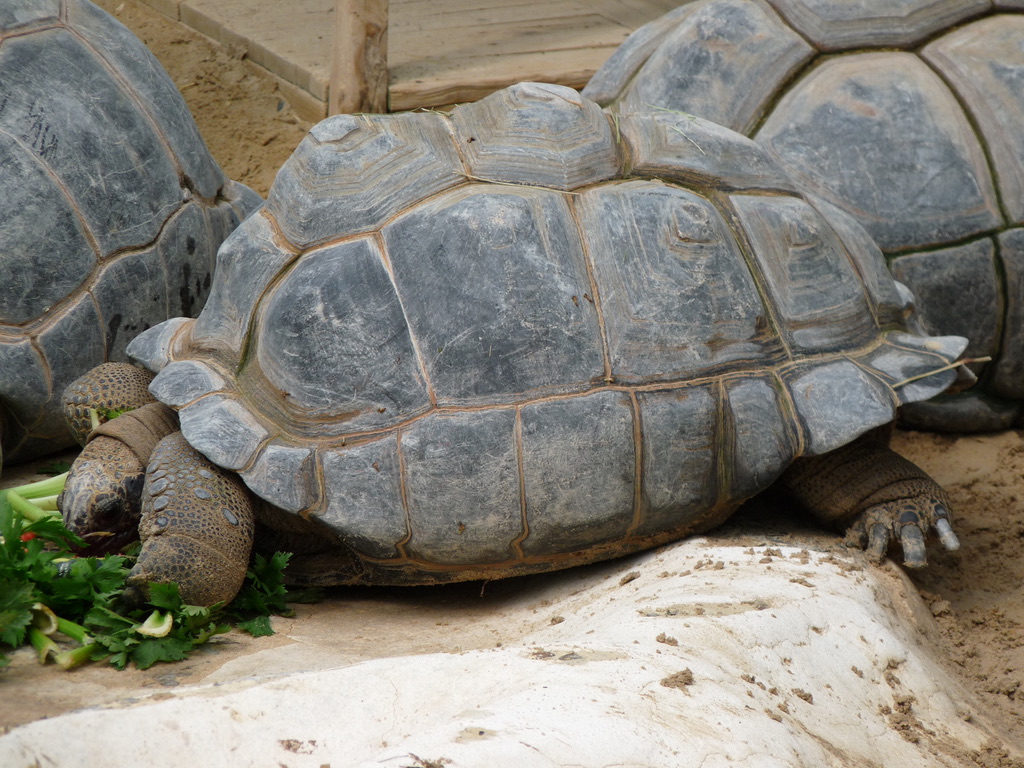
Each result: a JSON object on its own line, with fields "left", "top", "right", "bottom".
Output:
{"left": 0, "top": 535, "right": 1008, "bottom": 767}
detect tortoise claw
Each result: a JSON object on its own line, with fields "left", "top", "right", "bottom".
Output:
{"left": 866, "top": 522, "right": 889, "bottom": 562}
{"left": 935, "top": 517, "right": 960, "bottom": 551}
{"left": 899, "top": 524, "right": 927, "bottom": 568}
{"left": 849, "top": 494, "right": 959, "bottom": 569}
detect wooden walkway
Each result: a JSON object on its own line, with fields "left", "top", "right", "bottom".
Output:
{"left": 133, "top": 0, "right": 680, "bottom": 119}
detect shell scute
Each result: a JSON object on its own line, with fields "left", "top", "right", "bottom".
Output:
{"left": 319, "top": 437, "right": 406, "bottom": 560}
{"left": 66, "top": 0, "right": 225, "bottom": 198}
{"left": 783, "top": 361, "right": 895, "bottom": 456}
{"left": 451, "top": 81, "right": 620, "bottom": 190}
{"left": 619, "top": 110, "right": 797, "bottom": 193}
{"left": 519, "top": 390, "right": 636, "bottom": 557}
{"left": 731, "top": 193, "right": 876, "bottom": 353}
{"left": 381, "top": 185, "right": 604, "bottom": 406}
{"left": 401, "top": 409, "right": 521, "bottom": 565}
{"left": 176, "top": 394, "right": 269, "bottom": 472}
{"left": 252, "top": 235, "right": 429, "bottom": 432}
{"left": 769, "top": 0, "right": 989, "bottom": 49}
{"left": 994, "top": 229, "right": 1024, "bottom": 398}
{"left": 148, "top": 360, "right": 227, "bottom": 408}
{"left": 0, "top": 26, "right": 182, "bottom": 258}
{"left": 756, "top": 53, "right": 1001, "bottom": 252}
{"left": 890, "top": 239, "right": 1002, "bottom": 364}
{"left": 923, "top": 15, "right": 1024, "bottom": 224}
{"left": 0, "top": 132, "right": 94, "bottom": 326}
{"left": 597, "top": 0, "right": 813, "bottom": 133}
{"left": 577, "top": 180, "right": 771, "bottom": 383}
{"left": 238, "top": 442, "right": 314, "bottom": 515}
{"left": 267, "top": 111, "right": 464, "bottom": 249}
{"left": 725, "top": 375, "right": 797, "bottom": 499}
{"left": 634, "top": 386, "right": 719, "bottom": 539}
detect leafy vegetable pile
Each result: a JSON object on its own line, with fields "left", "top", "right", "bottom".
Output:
{"left": 0, "top": 469, "right": 311, "bottom": 671}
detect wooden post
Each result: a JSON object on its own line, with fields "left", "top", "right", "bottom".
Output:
{"left": 330, "top": 0, "right": 389, "bottom": 114}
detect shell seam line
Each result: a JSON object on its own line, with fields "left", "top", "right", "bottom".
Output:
{"left": 919, "top": 44, "right": 1012, "bottom": 230}
{"left": 988, "top": 233, "right": 1010, "bottom": 382}
{"left": 172, "top": 334, "right": 911, "bottom": 450}
{"left": 771, "top": 369, "right": 805, "bottom": 457}
{"left": 568, "top": 193, "right": 615, "bottom": 383}
{"left": 68, "top": 24, "right": 217, "bottom": 202}
{"left": 393, "top": 429, "right": 413, "bottom": 558}
{"left": 625, "top": 390, "right": 645, "bottom": 538}
{"left": 372, "top": 229, "right": 438, "bottom": 408}
{"left": 713, "top": 378, "right": 731, "bottom": 509}
{"left": 802, "top": 196, "right": 882, "bottom": 330}
{"left": 0, "top": 124, "right": 102, "bottom": 265}
{"left": 510, "top": 406, "right": 529, "bottom": 560}
{"left": 232, "top": 211, "right": 303, "bottom": 375}
{"left": 710, "top": 190, "right": 794, "bottom": 362}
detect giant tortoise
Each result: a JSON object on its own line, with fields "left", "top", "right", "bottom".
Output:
{"left": 0, "top": 0, "right": 261, "bottom": 470}
{"left": 59, "top": 83, "right": 966, "bottom": 606}
{"left": 584, "top": 0, "right": 1024, "bottom": 432}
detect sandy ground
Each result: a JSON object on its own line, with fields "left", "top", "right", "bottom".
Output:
{"left": 5, "top": 0, "right": 1021, "bottom": 758}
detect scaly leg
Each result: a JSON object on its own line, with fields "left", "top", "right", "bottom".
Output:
{"left": 126, "top": 432, "right": 255, "bottom": 607}
{"left": 781, "top": 432, "right": 959, "bottom": 568}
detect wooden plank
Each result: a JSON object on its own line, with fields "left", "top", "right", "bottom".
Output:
{"left": 585, "top": 0, "right": 686, "bottom": 28}
{"left": 393, "top": 15, "right": 632, "bottom": 62}
{"left": 389, "top": 46, "right": 617, "bottom": 110}
{"left": 392, "top": 1, "right": 596, "bottom": 31}
{"left": 330, "top": 0, "right": 389, "bottom": 113}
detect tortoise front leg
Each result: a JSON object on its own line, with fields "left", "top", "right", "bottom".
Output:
{"left": 63, "top": 362, "right": 157, "bottom": 446}
{"left": 126, "top": 432, "right": 255, "bottom": 607}
{"left": 781, "top": 432, "right": 960, "bottom": 568}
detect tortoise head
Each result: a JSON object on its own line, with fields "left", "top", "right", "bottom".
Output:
{"left": 58, "top": 436, "right": 146, "bottom": 556}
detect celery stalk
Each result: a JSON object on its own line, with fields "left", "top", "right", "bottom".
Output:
{"left": 31, "top": 603, "right": 59, "bottom": 634}
{"left": 7, "top": 491, "right": 58, "bottom": 523}
{"left": 29, "top": 627, "right": 58, "bottom": 664}
{"left": 2, "top": 472, "right": 68, "bottom": 500}
{"left": 137, "top": 611, "right": 173, "bottom": 637}
{"left": 55, "top": 643, "right": 100, "bottom": 670}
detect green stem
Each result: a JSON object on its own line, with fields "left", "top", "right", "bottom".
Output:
{"left": 4, "top": 472, "right": 68, "bottom": 500}
{"left": 7, "top": 491, "right": 57, "bottom": 523}
{"left": 31, "top": 494, "right": 60, "bottom": 512}
{"left": 56, "top": 617, "right": 92, "bottom": 645}
{"left": 55, "top": 643, "right": 101, "bottom": 670}
{"left": 29, "top": 627, "right": 59, "bottom": 664}
{"left": 31, "top": 603, "right": 59, "bottom": 634}
{"left": 137, "top": 610, "right": 173, "bottom": 638}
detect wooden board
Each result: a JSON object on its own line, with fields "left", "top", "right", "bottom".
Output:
{"left": 134, "top": 0, "right": 683, "bottom": 112}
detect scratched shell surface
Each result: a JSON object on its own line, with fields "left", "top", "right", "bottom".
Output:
{"left": 584, "top": 1, "right": 1024, "bottom": 432}
{"left": 0, "top": 0, "right": 261, "bottom": 464}
{"left": 130, "top": 83, "right": 966, "bottom": 583}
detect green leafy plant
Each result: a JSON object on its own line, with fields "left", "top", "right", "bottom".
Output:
{"left": 0, "top": 474, "right": 310, "bottom": 671}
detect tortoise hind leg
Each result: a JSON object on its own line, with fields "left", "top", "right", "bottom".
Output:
{"left": 126, "top": 432, "right": 255, "bottom": 607}
{"left": 781, "top": 432, "right": 960, "bottom": 568}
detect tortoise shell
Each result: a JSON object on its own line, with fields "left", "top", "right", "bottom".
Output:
{"left": 0, "top": 0, "right": 261, "bottom": 465}
{"left": 127, "top": 83, "right": 964, "bottom": 584}
{"left": 584, "top": 0, "right": 1024, "bottom": 431}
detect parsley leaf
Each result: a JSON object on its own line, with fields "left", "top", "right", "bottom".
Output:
{"left": 0, "top": 474, "right": 314, "bottom": 670}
